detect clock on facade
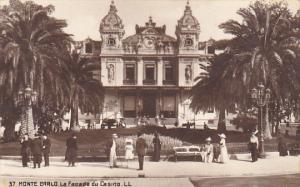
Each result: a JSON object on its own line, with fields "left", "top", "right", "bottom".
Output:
{"left": 106, "top": 15, "right": 118, "bottom": 26}
{"left": 144, "top": 37, "right": 155, "bottom": 48}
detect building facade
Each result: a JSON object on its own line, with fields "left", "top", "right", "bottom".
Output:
{"left": 77, "top": 1, "right": 227, "bottom": 127}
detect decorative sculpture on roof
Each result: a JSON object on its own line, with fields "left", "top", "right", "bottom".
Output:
{"left": 100, "top": 0, "right": 124, "bottom": 34}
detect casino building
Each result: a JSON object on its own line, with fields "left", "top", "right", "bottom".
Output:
{"left": 75, "top": 0, "right": 229, "bottom": 127}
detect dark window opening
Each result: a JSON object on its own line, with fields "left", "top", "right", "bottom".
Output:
{"left": 123, "top": 96, "right": 136, "bottom": 118}
{"left": 184, "top": 38, "right": 193, "bottom": 47}
{"left": 207, "top": 46, "right": 215, "bottom": 54}
{"left": 145, "top": 65, "right": 155, "bottom": 80}
{"left": 125, "top": 64, "right": 135, "bottom": 80}
{"left": 85, "top": 43, "right": 93, "bottom": 53}
{"left": 165, "top": 65, "right": 173, "bottom": 81}
{"left": 161, "top": 95, "right": 176, "bottom": 118}
{"left": 107, "top": 38, "right": 116, "bottom": 46}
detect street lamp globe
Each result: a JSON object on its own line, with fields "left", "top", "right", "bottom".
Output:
{"left": 32, "top": 91, "right": 38, "bottom": 103}
{"left": 251, "top": 88, "right": 257, "bottom": 100}
{"left": 24, "top": 86, "right": 32, "bottom": 99}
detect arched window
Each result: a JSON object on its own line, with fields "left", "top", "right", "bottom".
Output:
{"left": 184, "top": 38, "right": 193, "bottom": 47}
{"left": 85, "top": 43, "right": 92, "bottom": 53}
{"left": 107, "top": 38, "right": 116, "bottom": 46}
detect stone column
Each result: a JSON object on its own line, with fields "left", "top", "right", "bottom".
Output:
{"left": 137, "top": 57, "right": 143, "bottom": 86}
{"left": 157, "top": 57, "right": 163, "bottom": 86}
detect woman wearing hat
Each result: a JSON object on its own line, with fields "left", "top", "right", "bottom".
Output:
{"left": 125, "top": 138, "right": 134, "bottom": 167}
{"left": 106, "top": 133, "right": 118, "bottom": 168}
{"left": 218, "top": 133, "right": 229, "bottom": 163}
{"left": 248, "top": 130, "right": 259, "bottom": 162}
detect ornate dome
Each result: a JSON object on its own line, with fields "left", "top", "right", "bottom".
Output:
{"left": 100, "top": 0, "right": 124, "bottom": 32}
{"left": 177, "top": 1, "right": 200, "bottom": 30}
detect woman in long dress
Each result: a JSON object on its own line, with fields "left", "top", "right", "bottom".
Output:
{"left": 248, "top": 130, "right": 259, "bottom": 162}
{"left": 125, "top": 138, "right": 134, "bottom": 167}
{"left": 219, "top": 133, "right": 229, "bottom": 163}
{"left": 152, "top": 132, "right": 161, "bottom": 161}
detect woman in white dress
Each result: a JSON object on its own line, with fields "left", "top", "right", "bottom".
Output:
{"left": 219, "top": 133, "right": 229, "bottom": 163}
{"left": 125, "top": 138, "right": 134, "bottom": 167}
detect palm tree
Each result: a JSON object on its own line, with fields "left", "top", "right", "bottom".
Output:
{"left": 190, "top": 52, "right": 244, "bottom": 133}
{"left": 218, "top": 0, "right": 300, "bottom": 138}
{"left": 0, "top": 0, "right": 72, "bottom": 139}
{"left": 60, "top": 50, "right": 103, "bottom": 129}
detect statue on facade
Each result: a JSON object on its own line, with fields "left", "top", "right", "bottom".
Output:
{"left": 185, "top": 64, "right": 192, "bottom": 81}
{"left": 107, "top": 64, "right": 115, "bottom": 82}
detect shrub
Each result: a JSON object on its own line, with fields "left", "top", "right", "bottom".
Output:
{"left": 231, "top": 114, "right": 257, "bottom": 132}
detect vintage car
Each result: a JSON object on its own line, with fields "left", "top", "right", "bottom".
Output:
{"left": 101, "top": 118, "right": 126, "bottom": 129}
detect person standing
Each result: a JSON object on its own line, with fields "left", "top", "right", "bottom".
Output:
{"left": 42, "top": 133, "right": 51, "bottom": 166}
{"left": 125, "top": 138, "right": 134, "bottom": 167}
{"left": 152, "top": 132, "right": 161, "bottom": 162}
{"left": 203, "top": 137, "right": 214, "bottom": 163}
{"left": 248, "top": 130, "right": 259, "bottom": 162}
{"left": 136, "top": 132, "right": 147, "bottom": 170}
{"left": 20, "top": 133, "right": 30, "bottom": 167}
{"left": 106, "top": 133, "right": 118, "bottom": 168}
{"left": 278, "top": 136, "right": 288, "bottom": 156}
{"left": 30, "top": 133, "right": 43, "bottom": 168}
{"left": 218, "top": 133, "right": 229, "bottom": 164}
{"left": 66, "top": 133, "right": 78, "bottom": 167}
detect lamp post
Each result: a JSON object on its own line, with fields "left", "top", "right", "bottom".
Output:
{"left": 251, "top": 82, "right": 271, "bottom": 158}
{"left": 16, "top": 85, "right": 38, "bottom": 139}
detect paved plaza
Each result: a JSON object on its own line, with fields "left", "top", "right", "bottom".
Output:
{"left": 0, "top": 153, "right": 299, "bottom": 178}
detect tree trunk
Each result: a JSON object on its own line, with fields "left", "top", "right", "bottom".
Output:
{"left": 264, "top": 105, "right": 272, "bottom": 139}
{"left": 20, "top": 105, "right": 35, "bottom": 139}
{"left": 70, "top": 100, "right": 79, "bottom": 130}
{"left": 3, "top": 118, "right": 16, "bottom": 142}
{"left": 217, "top": 107, "right": 226, "bottom": 133}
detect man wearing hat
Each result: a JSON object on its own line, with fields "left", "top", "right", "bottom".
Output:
{"left": 66, "top": 133, "right": 78, "bottom": 167}
{"left": 30, "top": 133, "right": 43, "bottom": 168}
{"left": 136, "top": 132, "right": 147, "bottom": 170}
{"left": 106, "top": 133, "right": 118, "bottom": 168}
{"left": 203, "top": 137, "right": 214, "bottom": 163}
{"left": 20, "top": 133, "right": 30, "bottom": 167}
{"left": 42, "top": 133, "right": 51, "bottom": 167}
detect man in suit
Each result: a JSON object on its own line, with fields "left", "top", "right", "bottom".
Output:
{"left": 42, "top": 134, "right": 51, "bottom": 167}
{"left": 20, "top": 133, "right": 30, "bottom": 167}
{"left": 136, "top": 132, "right": 147, "bottom": 170}
{"left": 31, "top": 133, "right": 43, "bottom": 168}
{"left": 66, "top": 133, "right": 78, "bottom": 167}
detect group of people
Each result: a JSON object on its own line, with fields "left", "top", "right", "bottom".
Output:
{"left": 20, "top": 129, "right": 290, "bottom": 169}
{"left": 20, "top": 133, "right": 51, "bottom": 168}
{"left": 106, "top": 132, "right": 160, "bottom": 170}
{"left": 248, "top": 130, "right": 289, "bottom": 163}
{"left": 200, "top": 133, "right": 229, "bottom": 164}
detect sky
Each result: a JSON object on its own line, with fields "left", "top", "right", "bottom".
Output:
{"left": 0, "top": 0, "right": 300, "bottom": 41}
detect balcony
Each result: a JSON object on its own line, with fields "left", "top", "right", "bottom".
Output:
{"left": 143, "top": 79, "right": 156, "bottom": 85}
{"left": 163, "top": 80, "right": 176, "bottom": 85}
{"left": 123, "top": 79, "right": 136, "bottom": 85}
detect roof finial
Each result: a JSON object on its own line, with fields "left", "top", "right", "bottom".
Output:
{"left": 187, "top": 0, "right": 190, "bottom": 6}
{"left": 149, "top": 16, "right": 153, "bottom": 23}
{"left": 109, "top": 0, "right": 117, "bottom": 13}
